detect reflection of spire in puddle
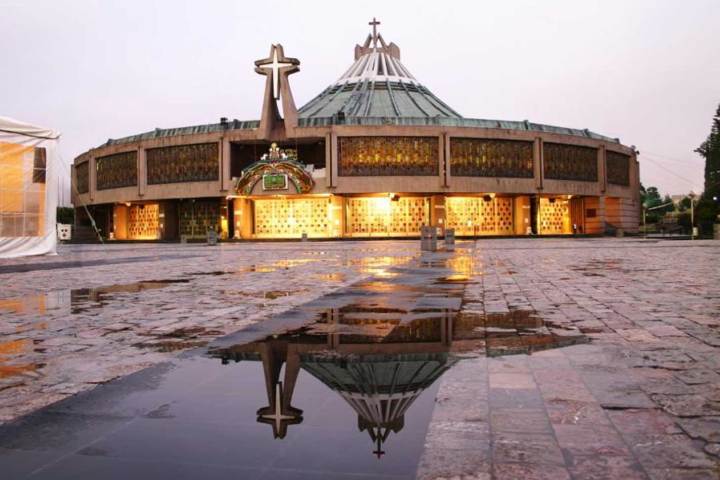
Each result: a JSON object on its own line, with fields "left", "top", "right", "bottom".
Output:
{"left": 302, "top": 351, "right": 455, "bottom": 456}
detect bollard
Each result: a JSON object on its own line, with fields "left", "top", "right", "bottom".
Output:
{"left": 421, "top": 226, "right": 438, "bottom": 251}
{"left": 444, "top": 228, "right": 455, "bottom": 251}
{"left": 206, "top": 229, "right": 218, "bottom": 246}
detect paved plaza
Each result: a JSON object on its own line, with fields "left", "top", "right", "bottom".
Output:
{"left": 0, "top": 238, "right": 719, "bottom": 479}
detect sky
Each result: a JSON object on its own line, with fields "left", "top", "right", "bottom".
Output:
{"left": 2, "top": 0, "right": 719, "bottom": 200}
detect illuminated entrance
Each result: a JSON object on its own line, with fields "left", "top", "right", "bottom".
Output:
{"left": 346, "top": 196, "right": 429, "bottom": 237}
{"left": 253, "top": 197, "right": 338, "bottom": 238}
{"left": 538, "top": 197, "right": 572, "bottom": 234}
{"left": 445, "top": 196, "right": 514, "bottom": 236}
{"left": 112, "top": 203, "right": 161, "bottom": 240}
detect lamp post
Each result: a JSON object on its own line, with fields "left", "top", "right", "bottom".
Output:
{"left": 689, "top": 191, "right": 696, "bottom": 239}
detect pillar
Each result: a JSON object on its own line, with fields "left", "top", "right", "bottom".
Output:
{"left": 137, "top": 148, "right": 146, "bottom": 198}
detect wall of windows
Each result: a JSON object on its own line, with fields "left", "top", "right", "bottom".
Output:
{"left": 606, "top": 151, "right": 630, "bottom": 186}
{"left": 338, "top": 137, "right": 438, "bottom": 176}
{"left": 450, "top": 139, "right": 533, "bottom": 178}
{"left": 96, "top": 151, "right": 137, "bottom": 190}
{"left": 147, "top": 143, "right": 218, "bottom": 184}
{"left": 75, "top": 161, "right": 89, "bottom": 194}
{"left": 543, "top": 143, "right": 597, "bottom": 182}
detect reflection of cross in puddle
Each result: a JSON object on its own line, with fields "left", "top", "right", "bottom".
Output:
{"left": 213, "top": 307, "right": 457, "bottom": 455}
{"left": 253, "top": 339, "right": 303, "bottom": 439}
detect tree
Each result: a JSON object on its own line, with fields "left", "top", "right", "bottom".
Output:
{"left": 643, "top": 186, "right": 662, "bottom": 208}
{"left": 695, "top": 103, "right": 720, "bottom": 230}
{"left": 678, "top": 196, "right": 691, "bottom": 211}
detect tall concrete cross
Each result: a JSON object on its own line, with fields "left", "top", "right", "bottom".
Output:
{"left": 257, "top": 45, "right": 295, "bottom": 100}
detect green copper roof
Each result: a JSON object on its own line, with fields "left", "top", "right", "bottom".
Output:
{"left": 298, "top": 80, "right": 461, "bottom": 120}
{"left": 101, "top": 120, "right": 259, "bottom": 147}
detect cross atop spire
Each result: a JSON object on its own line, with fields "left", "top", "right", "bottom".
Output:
{"left": 369, "top": 17, "right": 381, "bottom": 46}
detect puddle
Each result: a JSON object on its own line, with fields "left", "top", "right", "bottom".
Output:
{"left": 204, "top": 249, "right": 588, "bottom": 460}
{"left": 71, "top": 279, "right": 190, "bottom": 313}
{"left": 0, "top": 248, "right": 592, "bottom": 478}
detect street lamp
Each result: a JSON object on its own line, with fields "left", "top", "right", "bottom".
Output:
{"left": 688, "top": 191, "right": 697, "bottom": 239}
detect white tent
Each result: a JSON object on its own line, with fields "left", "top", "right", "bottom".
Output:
{"left": 0, "top": 116, "right": 61, "bottom": 258}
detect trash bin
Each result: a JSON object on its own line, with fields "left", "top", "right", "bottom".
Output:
{"left": 714, "top": 223, "right": 720, "bottom": 240}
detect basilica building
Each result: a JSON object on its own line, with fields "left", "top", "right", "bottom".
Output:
{"left": 72, "top": 20, "right": 640, "bottom": 240}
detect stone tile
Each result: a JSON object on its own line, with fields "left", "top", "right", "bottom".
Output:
{"left": 545, "top": 399, "right": 611, "bottom": 426}
{"left": 416, "top": 448, "right": 491, "bottom": 480}
{"left": 629, "top": 434, "right": 717, "bottom": 470}
{"left": 488, "top": 373, "right": 536, "bottom": 389}
{"left": 645, "top": 468, "right": 720, "bottom": 480}
{"left": 493, "top": 462, "right": 571, "bottom": 480}
{"left": 489, "top": 409, "right": 552, "bottom": 434}
{"left": 491, "top": 432, "right": 565, "bottom": 466}
{"left": 607, "top": 409, "right": 682, "bottom": 437}
{"left": 566, "top": 455, "right": 648, "bottom": 480}
{"left": 554, "top": 424, "right": 631, "bottom": 458}
{"left": 676, "top": 417, "right": 720, "bottom": 443}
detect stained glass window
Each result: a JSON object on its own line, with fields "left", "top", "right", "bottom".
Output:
{"left": 147, "top": 143, "right": 219, "bottom": 184}
{"left": 96, "top": 151, "right": 137, "bottom": 190}
{"left": 450, "top": 138, "right": 534, "bottom": 178}
{"left": 338, "top": 137, "right": 438, "bottom": 176}
{"left": 606, "top": 151, "right": 630, "bottom": 186}
{"left": 76, "top": 161, "right": 89, "bottom": 194}
{"left": 543, "top": 143, "right": 598, "bottom": 182}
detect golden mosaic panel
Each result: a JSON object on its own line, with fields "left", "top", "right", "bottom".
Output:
{"left": 127, "top": 204, "right": 159, "bottom": 240}
{"left": 96, "top": 151, "right": 137, "bottom": 190}
{"left": 178, "top": 200, "right": 220, "bottom": 237}
{"left": 445, "top": 197, "right": 513, "bottom": 235}
{"left": 338, "top": 137, "right": 438, "bottom": 176}
{"left": 346, "top": 196, "right": 429, "bottom": 236}
{"left": 253, "top": 197, "right": 331, "bottom": 238}
{"left": 539, "top": 198, "right": 571, "bottom": 234}
{"left": 147, "top": 143, "right": 219, "bottom": 185}
{"left": 607, "top": 151, "right": 630, "bottom": 186}
{"left": 543, "top": 143, "right": 598, "bottom": 182}
{"left": 450, "top": 139, "right": 533, "bottom": 178}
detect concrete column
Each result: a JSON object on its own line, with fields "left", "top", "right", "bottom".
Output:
{"left": 325, "top": 133, "right": 332, "bottom": 188}
{"left": 443, "top": 134, "right": 451, "bottom": 188}
{"left": 534, "top": 137, "right": 543, "bottom": 192}
{"left": 598, "top": 195, "right": 607, "bottom": 234}
{"left": 137, "top": 148, "right": 146, "bottom": 197}
{"left": 89, "top": 157, "right": 96, "bottom": 202}
{"left": 330, "top": 133, "right": 338, "bottom": 188}
{"left": 598, "top": 145, "right": 607, "bottom": 194}
{"left": 221, "top": 138, "right": 231, "bottom": 192}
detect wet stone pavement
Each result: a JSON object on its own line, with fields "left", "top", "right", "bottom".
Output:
{"left": 0, "top": 238, "right": 719, "bottom": 479}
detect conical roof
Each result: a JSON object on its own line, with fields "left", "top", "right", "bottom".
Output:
{"left": 298, "top": 21, "right": 461, "bottom": 121}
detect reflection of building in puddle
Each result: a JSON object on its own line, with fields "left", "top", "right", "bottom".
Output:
{"left": 0, "top": 279, "right": 188, "bottom": 318}
{"left": 212, "top": 308, "right": 458, "bottom": 455}
{"left": 0, "top": 338, "right": 43, "bottom": 380}
{"left": 211, "top": 304, "right": 588, "bottom": 454}
{"left": 346, "top": 256, "right": 414, "bottom": 278}
{"left": 71, "top": 279, "right": 189, "bottom": 312}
